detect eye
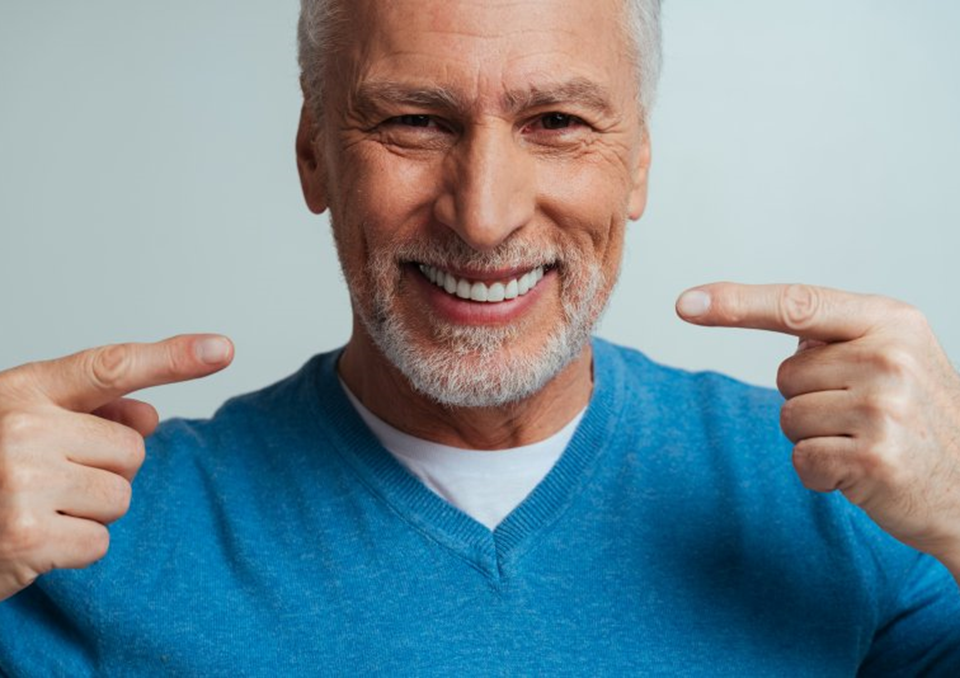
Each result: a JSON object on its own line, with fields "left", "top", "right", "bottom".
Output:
{"left": 522, "top": 112, "right": 589, "bottom": 137}
{"left": 383, "top": 114, "right": 448, "bottom": 131}
{"left": 540, "top": 112, "right": 579, "bottom": 130}
{"left": 390, "top": 114, "right": 434, "bottom": 128}
{"left": 377, "top": 114, "right": 454, "bottom": 150}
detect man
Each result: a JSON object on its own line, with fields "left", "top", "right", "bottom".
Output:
{"left": 1, "top": 0, "right": 959, "bottom": 673}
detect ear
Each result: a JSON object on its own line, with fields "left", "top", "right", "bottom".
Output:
{"left": 296, "top": 103, "right": 328, "bottom": 214}
{"left": 626, "top": 126, "right": 651, "bottom": 221}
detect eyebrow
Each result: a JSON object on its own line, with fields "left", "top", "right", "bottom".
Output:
{"left": 353, "top": 82, "right": 464, "bottom": 115}
{"left": 353, "top": 77, "right": 614, "bottom": 117}
{"left": 503, "top": 78, "right": 614, "bottom": 116}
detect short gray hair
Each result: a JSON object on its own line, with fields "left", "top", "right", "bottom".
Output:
{"left": 297, "top": 0, "right": 662, "bottom": 121}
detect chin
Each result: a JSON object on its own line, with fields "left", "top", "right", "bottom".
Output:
{"left": 361, "top": 278, "right": 606, "bottom": 410}
{"left": 372, "top": 319, "right": 587, "bottom": 409}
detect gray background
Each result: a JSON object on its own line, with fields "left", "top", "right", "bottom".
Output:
{"left": 1, "top": 1, "right": 958, "bottom": 419}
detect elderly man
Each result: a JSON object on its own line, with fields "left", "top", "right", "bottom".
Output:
{"left": 1, "top": 0, "right": 959, "bottom": 673}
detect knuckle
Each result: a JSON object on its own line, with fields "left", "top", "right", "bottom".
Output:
{"left": 116, "top": 479, "right": 133, "bottom": 514}
{"left": 776, "top": 360, "right": 797, "bottom": 396}
{"left": 892, "top": 301, "right": 929, "bottom": 330}
{"left": 0, "top": 510, "right": 44, "bottom": 556}
{"left": 0, "top": 462, "right": 38, "bottom": 495}
{"left": 701, "top": 285, "right": 742, "bottom": 325}
{"left": 779, "top": 284, "right": 820, "bottom": 332}
{"left": 87, "top": 527, "right": 111, "bottom": 562}
{"left": 791, "top": 439, "right": 821, "bottom": 473}
{"left": 125, "top": 434, "right": 147, "bottom": 472}
{"left": 859, "top": 443, "right": 907, "bottom": 489}
{"left": 872, "top": 346, "right": 917, "bottom": 379}
{"left": 164, "top": 340, "right": 193, "bottom": 377}
{"left": 99, "top": 476, "right": 133, "bottom": 518}
{"left": 791, "top": 442, "right": 828, "bottom": 490}
{"left": 790, "top": 440, "right": 813, "bottom": 474}
{"left": 779, "top": 400, "right": 801, "bottom": 440}
{"left": 88, "top": 345, "right": 131, "bottom": 391}
{"left": 861, "top": 390, "right": 912, "bottom": 425}
{"left": 9, "top": 565, "right": 40, "bottom": 592}
{"left": 796, "top": 472, "right": 826, "bottom": 493}
{"left": 112, "top": 425, "right": 146, "bottom": 472}
{"left": 0, "top": 365, "right": 39, "bottom": 401}
{"left": 792, "top": 441, "right": 857, "bottom": 493}
{"left": 0, "top": 411, "right": 39, "bottom": 449}
{"left": 712, "top": 304, "right": 740, "bottom": 326}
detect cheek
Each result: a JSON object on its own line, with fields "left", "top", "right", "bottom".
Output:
{"left": 329, "top": 145, "right": 441, "bottom": 276}
{"left": 336, "top": 144, "right": 442, "bottom": 228}
{"left": 536, "top": 153, "right": 631, "bottom": 265}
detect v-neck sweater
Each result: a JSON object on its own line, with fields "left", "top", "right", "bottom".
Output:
{"left": 2, "top": 338, "right": 959, "bottom": 675}
{"left": 340, "top": 376, "right": 585, "bottom": 531}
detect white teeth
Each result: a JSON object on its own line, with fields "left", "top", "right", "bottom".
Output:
{"left": 469, "top": 282, "right": 488, "bottom": 302}
{"left": 518, "top": 273, "right": 531, "bottom": 295}
{"left": 417, "top": 264, "right": 547, "bottom": 304}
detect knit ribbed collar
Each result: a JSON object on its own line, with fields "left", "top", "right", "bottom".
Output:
{"left": 305, "top": 338, "right": 627, "bottom": 585}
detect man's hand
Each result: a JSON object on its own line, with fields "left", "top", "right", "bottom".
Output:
{"left": 0, "top": 334, "right": 233, "bottom": 601}
{"left": 676, "top": 283, "right": 960, "bottom": 578}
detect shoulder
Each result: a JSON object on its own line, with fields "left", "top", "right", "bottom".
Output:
{"left": 592, "top": 338, "right": 955, "bottom": 621}
{"left": 592, "top": 336, "right": 784, "bottom": 445}
{"left": 109, "top": 348, "right": 353, "bottom": 567}
{"left": 146, "top": 351, "right": 336, "bottom": 461}
{"left": 132, "top": 349, "right": 353, "bottom": 529}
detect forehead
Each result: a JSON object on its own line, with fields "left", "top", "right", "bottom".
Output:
{"left": 342, "top": 0, "right": 636, "bottom": 107}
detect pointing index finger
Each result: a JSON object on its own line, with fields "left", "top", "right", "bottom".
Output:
{"left": 35, "top": 334, "right": 233, "bottom": 413}
{"left": 675, "top": 282, "right": 889, "bottom": 341}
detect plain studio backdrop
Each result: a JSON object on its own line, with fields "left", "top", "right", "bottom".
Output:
{"left": 1, "top": 1, "right": 958, "bottom": 420}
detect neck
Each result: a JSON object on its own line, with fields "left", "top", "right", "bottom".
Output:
{"left": 337, "top": 322, "right": 593, "bottom": 450}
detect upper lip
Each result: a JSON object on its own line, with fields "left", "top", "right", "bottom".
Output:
{"left": 413, "top": 262, "right": 552, "bottom": 282}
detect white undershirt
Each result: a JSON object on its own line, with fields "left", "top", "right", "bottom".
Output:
{"left": 340, "top": 380, "right": 586, "bottom": 530}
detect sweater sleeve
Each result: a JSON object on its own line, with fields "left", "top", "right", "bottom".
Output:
{"left": 858, "top": 549, "right": 960, "bottom": 675}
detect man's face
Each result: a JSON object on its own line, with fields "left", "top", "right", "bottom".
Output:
{"left": 300, "top": 0, "right": 650, "bottom": 407}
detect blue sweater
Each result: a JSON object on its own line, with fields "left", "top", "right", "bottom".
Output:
{"left": 2, "top": 339, "right": 958, "bottom": 675}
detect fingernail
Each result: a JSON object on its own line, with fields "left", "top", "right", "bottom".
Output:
{"left": 196, "top": 337, "right": 231, "bottom": 364}
{"left": 677, "top": 290, "right": 712, "bottom": 318}
{"left": 796, "top": 338, "right": 826, "bottom": 354}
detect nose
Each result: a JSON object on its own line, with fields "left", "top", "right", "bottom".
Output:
{"left": 433, "top": 124, "right": 536, "bottom": 252}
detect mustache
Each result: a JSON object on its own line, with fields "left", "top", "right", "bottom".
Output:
{"left": 388, "top": 237, "right": 563, "bottom": 272}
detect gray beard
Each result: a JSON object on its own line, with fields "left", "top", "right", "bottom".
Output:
{"left": 350, "top": 237, "right": 610, "bottom": 409}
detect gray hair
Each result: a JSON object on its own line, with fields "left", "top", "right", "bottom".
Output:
{"left": 297, "top": 0, "right": 663, "bottom": 122}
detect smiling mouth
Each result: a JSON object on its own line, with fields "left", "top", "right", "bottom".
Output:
{"left": 416, "top": 263, "right": 552, "bottom": 303}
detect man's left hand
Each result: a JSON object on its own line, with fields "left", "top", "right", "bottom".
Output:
{"left": 677, "top": 282, "right": 960, "bottom": 579}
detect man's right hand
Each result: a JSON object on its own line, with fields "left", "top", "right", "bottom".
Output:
{"left": 0, "top": 334, "right": 233, "bottom": 602}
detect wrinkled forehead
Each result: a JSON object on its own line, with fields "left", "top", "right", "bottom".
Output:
{"left": 337, "top": 0, "right": 637, "bottom": 109}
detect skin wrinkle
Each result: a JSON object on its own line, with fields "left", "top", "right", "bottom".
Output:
{"left": 353, "top": 78, "right": 616, "bottom": 126}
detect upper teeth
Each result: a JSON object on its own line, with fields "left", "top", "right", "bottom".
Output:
{"left": 417, "top": 264, "right": 546, "bottom": 303}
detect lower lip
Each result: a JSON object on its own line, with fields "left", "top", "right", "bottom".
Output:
{"left": 407, "top": 264, "right": 556, "bottom": 325}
